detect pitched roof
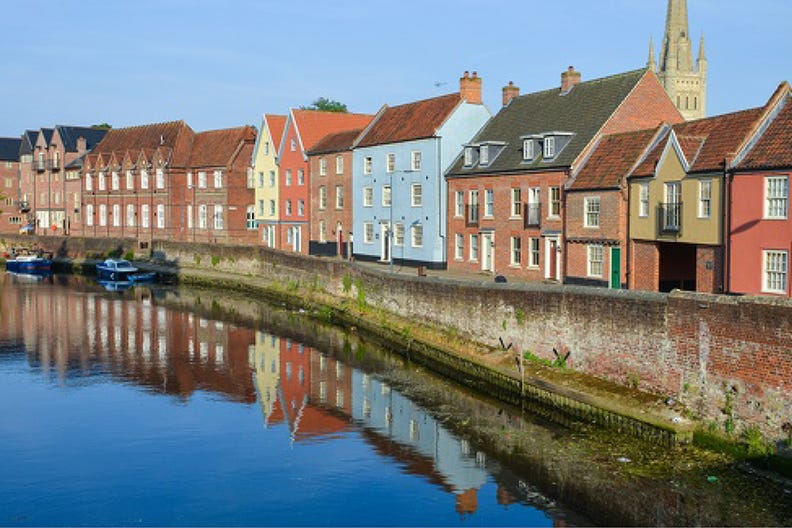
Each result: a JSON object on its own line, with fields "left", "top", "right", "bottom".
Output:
{"left": 19, "top": 130, "right": 37, "bottom": 156}
{"left": 632, "top": 108, "right": 764, "bottom": 177}
{"left": 355, "top": 93, "right": 462, "bottom": 148}
{"left": 447, "top": 69, "right": 648, "bottom": 176}
{"left": 306, "top": 128, "right": 363, "bottom": 155}
{"left": 264, "top": 114, "right": 287, "bottom": 152}
{"left": 291, "top": 110, "right": 373, "bottom": 152}
{"left": 189, "top": 126, "right": 256, "bottom": 167}
{"left": 40, "top": 128, "right": 54, "bottom": 146}
{"left": 55, "top": 125, "right": 108, "bottom": 152}
{"left": 736, "top": 101, "right": 792, "bottom": 171}
{"left": 90, "top": 121, "right": 195, "bottom": 167}
{"left": 569, "top": 126, "right": 664, "bottom": 190}
{"left": 0, "top": 137, "right": 22, "bottom": 161}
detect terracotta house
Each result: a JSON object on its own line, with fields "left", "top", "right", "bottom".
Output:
{"left": 445, "top": 67, "right": 682, "bottom": 282}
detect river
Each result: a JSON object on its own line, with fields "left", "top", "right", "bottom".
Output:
{"left": 0, "top": 273, "right": 790, "bottom": 526}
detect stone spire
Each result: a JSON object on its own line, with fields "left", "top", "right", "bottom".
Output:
{"left": 647, "top": 37, "right": 657, "bottom": 71}
{"left": 655, "top": 0, "right": 707, "bottom": 120}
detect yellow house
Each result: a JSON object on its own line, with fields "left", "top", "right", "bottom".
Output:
{"left": 628, "top": 108, "right": 766, "bottom": 293}
{"left": 252, "top": 114, "right": 286, "bottom": 247}
{"left": 250, "top": 330, "right": 281, "bottom": 427}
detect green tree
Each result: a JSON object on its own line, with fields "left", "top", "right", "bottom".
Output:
{"left": 92, "top": 123, "right": 112, "bottom": 129}
{"left": 301, "top": 98, "right": 348, "bottom": 113}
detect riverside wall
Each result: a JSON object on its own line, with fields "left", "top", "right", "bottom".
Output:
{"left": 3, "top": 234, "right": 791, "bottom": 442}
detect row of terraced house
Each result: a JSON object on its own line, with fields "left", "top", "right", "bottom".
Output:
{"left": 1, "top": 66, "right": 790, "bottom": 297}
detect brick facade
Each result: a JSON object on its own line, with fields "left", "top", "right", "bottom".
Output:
{"left": 630, "top": 239, "right": 660, "bottom": 290}
{"left": 308, "top": 149, "right": 354, "bottom": 257}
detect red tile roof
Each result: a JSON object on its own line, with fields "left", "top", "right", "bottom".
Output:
{"left": 291, "top": 110, "right": 374, "bottom": 152}
{"left": 306, "top": 128, "right": 363, "bottom": 155}
{"left": 265, "top": 114, "right": 287, "bottom": 152}
{"left": 356, "top": 93, "right": 462, "bottom": 148}
{"left": 571, "top": 126, "right": 663, "bottom": 190}
{"left": 90, "top": 121, "right": 195, "bottom": 167}
{"left": 737, "top": 100, "right": 792, "bottom": 170}
{"left": 189, "top": 126, "right": 256, "bottom": 167}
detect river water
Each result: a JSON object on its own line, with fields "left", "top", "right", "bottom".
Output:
{"left": 0, "top": 273, "right": 790, "bottom": 527}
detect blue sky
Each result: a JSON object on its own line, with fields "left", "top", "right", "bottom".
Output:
{"left": 1, "top": 0, "right": 790, "bottom": 136}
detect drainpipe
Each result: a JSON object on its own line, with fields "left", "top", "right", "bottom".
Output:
{"left": 625, "top": 181, "right": 631, "bottom": 289}
{"left": 723, "top": 158, "right": 732, "bottom": 294}
{"left": 437, "top": 138, "right": 445, "bottom": 266}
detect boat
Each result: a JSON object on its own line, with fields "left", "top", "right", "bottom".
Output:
{"left": 5, "top": 253, "right": 53, "bottom": 276}
{"left": 95, "top": 259, "right": 156, "bottom": 283}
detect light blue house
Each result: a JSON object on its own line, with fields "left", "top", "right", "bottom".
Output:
{"left": 352, "top": 72, "right": 491, "bottom": 269}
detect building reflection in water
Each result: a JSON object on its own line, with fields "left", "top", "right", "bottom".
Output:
{"left": 0, "top": 275, "right": 510, "bottom": 518}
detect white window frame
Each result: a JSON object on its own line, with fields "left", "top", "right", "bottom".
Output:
{"left": 364, "top": 156, "right": 372, "bottom": 175}
{"left": 85, "top": 173, "right": 93, "bottom": 191}
{"left": 127, "top": 170, "right": 134, "bottom": 190}
{"left": 157, "top": 204, "right": 165, "bottom": 229}
{"left": 111, "top": 171, "right": 119, "bottom": 191}
{"left": 285, "top": 169, "right": 292, "bottom": 186}
{"left": 319, "top": 220, "right": 326, "bottom": 243}
{"left": 187, "top": 204, "right": 193, "bottom": 229}
{"left": 382, "top": 185, "right": 392, "bottom": 207}
{"left": 394, "top": 223, "right": 404, "bottom": 246}
{"left": 765, "top": 176, "right": 788, "bottom": 219}
{"left": 411, "top": 184, "right": 422, "bottom": 207}
{"left": 246, "top": 205, "right": 256, "bottom": 230}
{"left": 197, "top": 171, "right": 206, "bottom": 189}
{"left": 156, "top": 168, "right": 165, "bottom": 189}
{"left": 528, "top": 237, "right": 540, "bottom": 268}
{"left": 639, "top": 182, "right": 649, "bottom": 218}
{"left": 99, "top": 204, "right": 107, "bottom": 226}
{"left": 127, "top": 204, "right": 136, "bottom": 227}
{"left": 698, "top": 179, "right": 712, "bottom": 218}
{"left": 548, "top": 187, "right": 561, "bottom": 218}
{"left": 543, "top": 136, "right": 556, "bottom": 159}
{"left": 297, "top": 199, "right": 305, "bottom": 217}
{"left": 285, "top": 199, "right": 292, "bottom": 216}
{"left": 484, "top": 189, "right": 494, "bottom": 217}
{"left": 335, "top": 155, "right": 344, "bottom": 175}
{"left": 411, "top": 151, "right": 422, "bottom": 171}
{"left": 198, "top": 204, "right": 207, "bottom": 229}
{"left": 363, "top": 222, "right": 374, "bottom": 244}
{"left": 98, "top": 171, "right": 106, "bottom": 191}
{"left": 511, "top": 188, "right": 522, "bottom": 217}
{"left": 587, "top": 244, "right": 604, "bottom": 278}
{"left": 464, "top": 147, "right": 473, "bottom": 167}
{"left": 386, "top": 153, "right": 395, "bottom": 173}
{"left": 297, "top": 169, "right": 304, "bottom": 186}
{"left": 523, "top": 139, "right": 534, "bottom": 161}
{"left": 86, "top": 204, "right": 94, "bottom": 226}
{"left": 455, "top": 233, "right": 464, "bottom": 260}
{"left": 510, "top": 236, "right": 521, "bottom": 267}
{"left": 411, "top": 223, "right": 423, "bottom": 248}
{"left": 470, "top": 234, "right": 479, "bottom": 261}
{"left": 363, "top": 186, "right": 373, "bottom": 207}
{"left": 479, "top": 145, "right": 489, "bottom": 166}
{"left": 584, "top": 196, "right": 601, "bottom": 228}
{"left": 142, "top": 204, "right": 151, "bottom": 228}
{"left": 319, "top": 158, "right": 327, "bottom": 176}
{"left": 763, "top": 250, "right": 788, "bottom": 294}
{"left": 112, "top": 204, "right": 120, "bottom": 227}
{"left": 319, "top": 186, "right": 327, "bottom": 210}
{"left": 213, "top": 204, "right": 223, "bottom": 230}
{"left": 140, "top": 169, "right": 149, "bottom": 190}
{"left": 455, "top": 191, "right": 464, "bottom": 217}
{"left": 213, "top": 170, "right": 222, "bottom": 189}
{"left": 335, "top": 185, "right": 344, "bottom": 209}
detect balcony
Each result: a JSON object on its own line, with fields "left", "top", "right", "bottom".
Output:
{"left": 49, "top": 158, "right": 60, "bottom": 171}
{"left": 658, "top": 202, "right": 682, "bottom": 234}
{"left": 18, "top": 200, "right": 30, "bottom": 213}
{"left": 465, "top": 204, "right": 480, "bottom": 227}
{"left": 34, "top": 160, "right": 46, "bottom": 172}
{"left": 524, "top": 202, "right": 541, "bottom": 228}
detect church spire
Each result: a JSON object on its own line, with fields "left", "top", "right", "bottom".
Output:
{"left": 648, "top": 37, "right": 657, "bottom": 71}
{"left": 698, "top": 32, "right": 707, "bottom": 64}
{"left": 659, "top": 0, "right": 693, "bottom": 73}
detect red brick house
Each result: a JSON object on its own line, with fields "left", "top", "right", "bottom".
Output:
{"left": 729, "top": 83, "right": 792, "bottom": 297}
{"left": 445, "top": 67, "right": 682, "bottom": 282}
{"left": 0, "top": 137, "right": 22, "bottom": 233}
{"left": 276, "top": 110, "right": 373, "bottom": 254}
{"left": 306, "top": 128, "right": 365, "bottom": 258}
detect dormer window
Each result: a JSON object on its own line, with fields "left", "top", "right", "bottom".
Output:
{"left": 480, "top": 145, "right": 489, "bottom": 166}
{"left": 464, "top": 147, "right": 473, "bottom": 167}
{"left": 544, "top": 136, "right": 556, "bottom": 159}
{"left": 523, "top": 139, "right": 534, "bottom": 161}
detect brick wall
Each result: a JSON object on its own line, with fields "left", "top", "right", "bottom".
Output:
{"left": 631, "top": 239, "right": 659, "bottom": 291}
{"left": 696, "top": 245, "right": 723, "bottom": 293}
{"left": 602, "top": 71, "right": 685, "bottom": 135}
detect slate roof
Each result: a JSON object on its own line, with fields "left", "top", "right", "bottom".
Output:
{"left": 40, "top": 128, "right": 54, "bottom": 146}
{"left": 447, "top": 69, "right": 648, "bottom": 176}
{"left": 631, "top": 108, "right": 764, "bottom": 177}
{"left": 55, "top": 125, "right": 108, "bottom": 152}
{"left": 0, "top": 137, "right": 22, "bottom": 161}
{"left": 736, "top": 101, "right": 792, "bottom": 171}
{"left": 291, "top": 110, "right": 373, "bottom": 152}
{"left": 355, "top": 93, "right": 461, "bottom": 148}
{"left": 19, "top": 130, "right": 37, "bottom": 156}
{"left": 189, "top": 126, "right": 256, "bottom": 167}
{"left": 265, "top": 114, "right": 287, "bottom": 152}
{"left": 306, "top": 128, "right": 363, "bottom": 155}
{"left": 90, "top": 121, "right": 195, "bottom": 168}
{"left": 569, "top": 126, "right": 665, "bottom": 190}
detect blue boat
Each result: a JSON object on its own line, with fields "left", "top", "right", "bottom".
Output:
{"left": 95, "top": 259, "right": 156, "bottom": 283}
{"left": 5, "top": 254, "right": 53, "bottom": 276}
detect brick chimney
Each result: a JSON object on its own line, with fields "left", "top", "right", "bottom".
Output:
{"left": 460, "top": 71, "right": 482, "bottom": 104}
{"left": 502, "top": 81, "right": 520, "bottom": 106}
{"left": 561, "top": 66, "right": 581, "bottom": 93}
{"left": 77, "top": 136, "right": 87, "bottom": 156}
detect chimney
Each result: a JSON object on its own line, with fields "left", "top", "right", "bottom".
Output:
{"left": 560, "top": 66, "right": 581, "bottom": 93}
{"left": 459, "top": 70, "right": 482, "bottom": 105}
{"left": 502, "top": 81, "right": 520, "bottom": 106}
{"left": 77, "top": 136, "right": 87, "bottom": 155}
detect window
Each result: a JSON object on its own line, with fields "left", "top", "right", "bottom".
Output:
{"left": 290, "top": 138, "right": 296, "bottom": 152}
{"left": 544, "top": 137, "right": 556, "bottom": 158}
{"left": 198, "top": 204, "right": 207, "bottom": 229}
{"left": 464, "top": 147, "right": 473, "bottom": 167}
{"left": 269, "top": 171, "right": 276, "bottom": 187}
{"left": 127, "top": 204, "right": 135, "bottom": 227}
{"left": 529, "top": 238, "right": 540, "bottom": 268}
{"left": 765, "top": 176, "right": 788, "bottom": 219}
{"left": 382, "top": 185, "right": 391, "bottom": 207}
{"left": 511, "top": 188, "right": 522, "bottom": 217}
{"left": 364, "top": 156, "right": 372, "bottom": 175}
{"left": 411, "top": 224, "right": 423, "bottom": 247}
{"left": 639, "top": 183, "right": 649, "bottom": 217}
{"left": 335, "top": 155, "right": 344, "bottom": 174}
{"left": 394, "top": 223, "right": 405, "bottom": 246}
{"left": 99, "top": 204, "right": 107, "bottom": 226}
{"left": 86, "top": 204, "right": 94, "bottom": 226}
{"left": 264, "top": 142, "right": 270, "bottom": 155}
{"left": 469, "top": 190, "right": 479, "bottom": 223}
{"left": 363, "top": 222, "right": 374, "bottom": 243}
{"left": 285, "top": 169, "right": 292, "bottom": 186}
{"left": 763, "top": 250, "right": 788, "bottom": 294}
{"left": 112, "top": 204, "right": 120, "bottom": 226}
{"left": 455, "top": 191, "right": 464, "bottom": 217}
{"left": 98, "top": 171, "right": 106, "bottom": 191}
{"left": 470, "top": 234, "right": 479, "bottom": 261}
{"left": 523, "top": 139, "right": 535, "bottom": 161}
{"left": 386, "top": 153, "right": 395, "bottom": 173}
{"left": 484, "top": 189, "right": 494, "bottom": 217}
{"left": 187, "top": 205, "right": 193, "bottom": 229}
{"left": 214, "top": 205, "right": 223, "bottom": 230}
{"left": 269, "top": 200, "right": 276, "bottom": 216}
{"left": 411, "top": 184, "right": 422, "bottom": 207}
{"left": 335, "top": 185, "right": 344, "bottom": 209}
{"left": 319, "top": 158, "right": 327, "bottom": 176}
{"left": 297, "top": 169, "right": 304, "bottom": 186}
{"left": 297, "top": 199, "right": 305, "bottom": 217}
{"left": 155, "top": 169, "right": 164, "bottom": 189}
{"left": 142, "top": 204, "right": 151, "bottom": 228}
{"left": 664, "top": 182, "right": 682, "bottom": 231}
{"left": 187, "top": 171, "right": 193, "bottom": 189}
{"left": 319, "top": 220, "right": 326, "bottom": 243}
{"left": 584, "top": 196, "right": 601, "bottom": 228}
{"left": 510, "top": 236, "right": 521, "bottom": 267}
{"left": 411, "top": 151, "right": 421, "bottom": 171}
{"left": 141, "top": 169, "right": 149, "bottom": 189}
{"left": 258, "top": 200, "right": 264, "bottom": 216}
{"left": 197, "top": 171, "right": 206, "bottom": 189}
{"left": 247, "top": 168, "right": 254, "bottom": 188}
{"left": 363, "top": 186, "right": 373, "bottom": 207}
{"left": 85, "top": 173, "right": 93, "bottom": 192}
{"left": 285, "top": 200, "right": 292, "bottom": 216}
{"left": 698, "top": 179, "right": 712, "bottom": 218}
{"left": 480, "top": 145, "right": 489, "bottom": 165}
{"left": 246, "top": 206, "right": 256, "bottom": 230}
{"left": 213, "top": 170, "right": 222, "bottom": 189}
{"left": 319, "top": 186, "right": 327, "bottom": 210}
{"left": 587, "top": 245, "right": 604, "bottom": 277}
{"left": 549, "top": 187, "right": 561, "bottom": 217}
{"left": 111, "top": 171, "right": 119, "bottom": 190}
{"left": 157, "top": 204, "right": 165, "bottom": 229}
{"left": 455, "top": 234, "right": 464, "bottom": 260}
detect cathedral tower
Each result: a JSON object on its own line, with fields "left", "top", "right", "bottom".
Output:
{"left": 648, "top": 0, "right": 707, "bottom": 120}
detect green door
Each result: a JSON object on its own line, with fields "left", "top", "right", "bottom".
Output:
{"left": 610, "top": 247, "right": 621, "bottom": 289}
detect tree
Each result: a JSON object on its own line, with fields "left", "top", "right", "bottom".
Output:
{"left": 301, "top": 98, "right": 348, "bottom": 113}
{"left": 92, "top": 123, "right": 112, "bottom": 129}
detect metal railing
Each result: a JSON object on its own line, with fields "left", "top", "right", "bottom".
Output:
{"left": 659, "top": 202, "right": 682, "bottom": 233}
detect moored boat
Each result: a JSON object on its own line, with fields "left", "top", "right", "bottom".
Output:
{"left": 95, "top": 259, "right": 156, "bottom": 283}
{"left": 5, "top": 254, "right": 53, "bottom": 276}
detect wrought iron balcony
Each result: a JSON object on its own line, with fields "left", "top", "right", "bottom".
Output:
{"left": 465, "top": 204, "right": 480, "bottom": 227}
{"left": 34, "top": 160, "right": 46, "bottom": 172}
{"left": 524, "top": 202, "right": 541, "bottom": 228}
{"left": 659, "top": 202, "right": 682, "bottom": 234}
{"left": 18, "top": 200, "right": 30, "bottom": 213}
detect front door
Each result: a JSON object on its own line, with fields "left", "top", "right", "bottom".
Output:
{"left": 481, "top": 233, "right": 494, "bottom": 273}
{"left": 610, "top": 247, "right": 622, "bottom": 289}
{"left": 380, "top": 223, "right": 391, "bottom": 262}
{"left": 544, "top": 236, "right": 560, "bottom": 281}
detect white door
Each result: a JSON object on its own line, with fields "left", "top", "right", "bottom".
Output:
{"left": 481, "top": 233, "right": 494, "bottom": 273}
{"left": 380, "top": 223, "right": 391, "bottom": 262}
{"left": 292, "top": 226, "right": 301, "bottom": 252}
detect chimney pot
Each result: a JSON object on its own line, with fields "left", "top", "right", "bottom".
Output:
{"left": 561, "top": 66, "right": 582, "bottom": 93}
{"left": 460, "top": 70, "right": 483, "bottom": 105}
{"left": 502, "top": 81, "right": 520, "bottom": 106}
